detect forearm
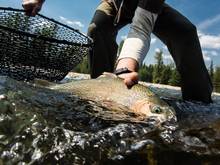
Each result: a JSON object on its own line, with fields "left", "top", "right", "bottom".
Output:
{"left": 117, "top": 7, "right": 158, "bottom": 69}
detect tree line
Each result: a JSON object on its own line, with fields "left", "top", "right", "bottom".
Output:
{"left": 73, "top": 49, "right": 220, "bottom": 93}
{"left": 138, "top": 50, "right": 181, "bottom": 86}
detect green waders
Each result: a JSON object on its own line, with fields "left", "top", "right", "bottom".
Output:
{"left": 87, "top": 1, "right": 213, "bottom": 103}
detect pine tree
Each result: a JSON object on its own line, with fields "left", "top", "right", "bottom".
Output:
{"left": 209, "top": 60, "right": 214, "bottom": 82}
{"left": 139, "top": 64, "right": 148, "bottom": 81}
{"left": 214, "top": 66, "right": 220, "bottom": 93}
{"left": 147, "top": 64, "right": 154, "bottom": 82}
{"left": 153, "top": 50, "right": 164, "bottom": 83}
{"left": 168, "top": 68, "right": 181, "bottom": 86}
{"left": 160, "top": 65, "right": 172, "bottom": 84}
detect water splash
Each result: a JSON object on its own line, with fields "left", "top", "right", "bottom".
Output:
{"left": 0, "top": 75, "right": 220, "bottom": 164}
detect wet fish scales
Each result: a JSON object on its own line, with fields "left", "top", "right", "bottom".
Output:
{"left": 50, "top": 74, "right": 176, "bottom": 123}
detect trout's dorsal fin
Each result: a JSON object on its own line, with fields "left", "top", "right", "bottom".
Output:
{"left": 98, "top": 72, "right": 118, "bottom": 79}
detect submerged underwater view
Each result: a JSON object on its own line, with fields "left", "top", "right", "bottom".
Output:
{"left": 0, "top": 73, "right": 220, "bottom": 165}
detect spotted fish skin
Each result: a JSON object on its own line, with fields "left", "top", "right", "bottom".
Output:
{"left": 50, "top": 73, "right": 176, "bottom": 122}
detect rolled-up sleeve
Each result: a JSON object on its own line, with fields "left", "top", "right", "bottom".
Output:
{"left": 117, "top": 6, "right": 158, "bottom": 65}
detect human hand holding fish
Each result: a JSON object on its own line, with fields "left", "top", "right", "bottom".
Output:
{"left": 116, "top": 71, "right": 139, "bottom": 89}
{"left": 115, "top": 57, "right": 139, "bottom": 88}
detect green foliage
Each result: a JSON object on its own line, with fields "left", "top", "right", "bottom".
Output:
{"left": 139, "top": 64, "right": 154, "bottom": 82}
{"left": 214, "top": 67, "right": 220, "bottom": 82}
{"left": 168, "top": 69, "right": 181, "bottom": 86}
{"left": 138, "top": 50, "right": 181, "bottom": 87}
{"left": 209, "top": 60, "right": 214, "bottom": 82}
{"left": 73, "top": 57, "right": 90, "bottom": 74}
{"left": 152, "top": 50, "right": 164, "bottom": 83}
{"left": 214, "top": 66, "right": 220, "bottom": 93}
{"left": 139, "top": 63, "right": 181, "bottom": 87}
{"left": 160, "top": 65, "right": 172, "bottom": 84}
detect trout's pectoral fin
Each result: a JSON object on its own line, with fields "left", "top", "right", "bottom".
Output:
{"left": 101, "top": 100, "right": 142, "bottom": 118}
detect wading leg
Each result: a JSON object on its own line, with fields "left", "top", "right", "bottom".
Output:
{"left": 87, "top": 2, "right": 118, "bottom": 78}
{"left": 153, "top": 4, "right": 213, "bottom": 103}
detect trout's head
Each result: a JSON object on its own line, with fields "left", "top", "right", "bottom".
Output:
{"left": 131, "top": 98, "right": 176, "bottom": 123}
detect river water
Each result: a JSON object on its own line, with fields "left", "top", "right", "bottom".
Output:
{"left": 0, "top": 73, "right": 220, "bottom": 165}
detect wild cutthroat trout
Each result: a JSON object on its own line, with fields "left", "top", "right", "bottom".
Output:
{"left": 49, "top": 73, "right": 176, "bottom": 122}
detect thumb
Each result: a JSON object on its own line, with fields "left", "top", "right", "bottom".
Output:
{"left": 123, "top": 72, "right": 139, "bottom": 88}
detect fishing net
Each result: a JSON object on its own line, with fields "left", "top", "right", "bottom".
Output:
{"left": 0, "top": 7, "right": 93, "bottom": 81}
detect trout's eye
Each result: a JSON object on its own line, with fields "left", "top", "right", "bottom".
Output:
{"left": 151, "top": 106, "right": 163, "bottom": 114}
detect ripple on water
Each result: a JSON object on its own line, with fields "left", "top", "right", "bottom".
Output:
{"left": 0, "top": 75, "right": 220, "bottom": 164}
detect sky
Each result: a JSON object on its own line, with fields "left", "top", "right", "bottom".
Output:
{"left": 1, "top": 0, "right": 220, "bottom": 67}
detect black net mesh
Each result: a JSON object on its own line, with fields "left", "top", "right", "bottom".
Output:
{"left": 0, "top": 7, "right": 93, "bottom": 81}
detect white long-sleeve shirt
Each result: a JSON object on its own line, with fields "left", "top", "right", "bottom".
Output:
{"left": 117, "top": 7, "right": 158, "bottom": 65}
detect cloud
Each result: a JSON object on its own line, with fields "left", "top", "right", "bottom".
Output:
{"left": 155, "top": 48, "right": 161, "bottom": 53}
{"left": 202, "top": 50, "right": 213, "bottom": 62}
{"left": 203, "top": 54, "right": 211, "bottom": 62}
{"left": 198, "top": 14, "right": 220, "bottom": 30}
{"left": 198, "top": 31, "right": 220, "bottom": 49}
{"left": 120, "top": 35, "right": 127, "bottom": 40}
{"left": 162, "top": 53, "right": 174, "bottom": 64}
{"left": 154, "top": 48, "right": 173, "bottom": 61}
{"left": 59, "top": 16, "right": 84, "bottom": 28}
{"left": 163, "top": 54, "right": 173, "bottom": 60}
{"left": 162, "top": 45, "right": 168, "bottom": 51}
{"left": 210, "top": 50, "right": 218, "bottom": 56}
{"left": 203, "top": 50, "right": 218, "bottom": 57}
{"left": 151, "top": 37, "right": 157, "bottom": 44}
